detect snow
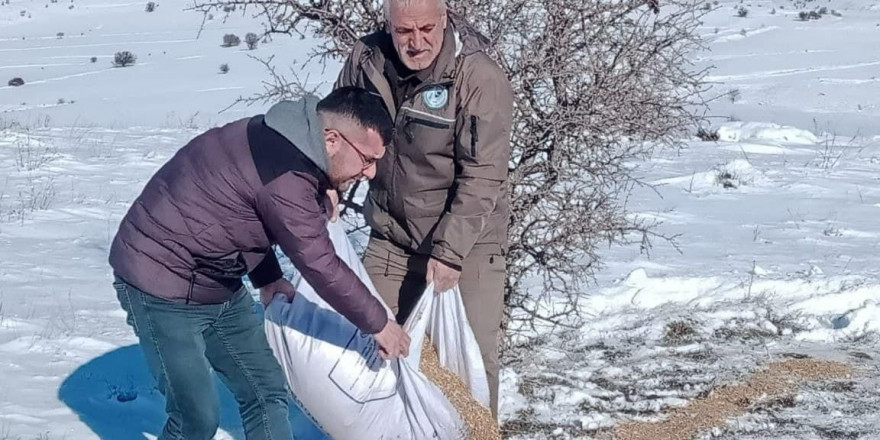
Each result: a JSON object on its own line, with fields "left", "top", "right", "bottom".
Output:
{"left": 2, "top": 0, "right": 880, "bottom": 439}
{"left": 0, "top": 0, "right": 333, "bottom": 128}
{"left": 716, "top": 122, "right": 820, "bottom": 145}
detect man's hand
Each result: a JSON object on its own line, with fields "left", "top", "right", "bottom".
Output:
{"left": 373, "top": 320, "right": 411, "bottom": 360}
{"left": 326, "top": 189, "right": 340, "bottom": 222}
{"left": 259, "top": 278, "right": 296, "bottom": 306}
{"left": 427, "top": 258, "right": 461, "bottom": 294}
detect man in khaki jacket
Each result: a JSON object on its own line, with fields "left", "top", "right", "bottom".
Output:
{"left": 335, "top": 0, "right": 513, "bottom": 416}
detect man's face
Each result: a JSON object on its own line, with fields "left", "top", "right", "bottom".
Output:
{"left": 388, "top": 0, "right": 447, "bottom": 71}
{"left": 325, "top": 125, "right": 386, "bottom": 191}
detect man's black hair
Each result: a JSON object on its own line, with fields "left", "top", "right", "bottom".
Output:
{"left": 317, "top": 86, "right": 394, "bottom": 145}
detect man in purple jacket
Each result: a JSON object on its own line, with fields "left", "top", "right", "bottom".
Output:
{"left": 109, "top": 87, "right": 410, "bottom": 440}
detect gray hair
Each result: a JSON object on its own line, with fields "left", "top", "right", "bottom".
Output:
{"left": 383, "top": 0, "right": 447, "bottom": 20}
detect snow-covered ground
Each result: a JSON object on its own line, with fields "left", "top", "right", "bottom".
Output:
{"left": 500, "top": 121, "right": 880, "bottom": 439}
{"left": 1, "top": 0, "right": 879, "bottom": 439}
{"left": 499, "top": 2, "right": 880, "bottom": 438}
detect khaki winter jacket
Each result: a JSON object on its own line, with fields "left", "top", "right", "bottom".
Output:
{"left": 335, "top": 16, "right": 513, "bottom": 267}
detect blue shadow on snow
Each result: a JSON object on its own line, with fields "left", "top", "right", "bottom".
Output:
{"left": 58, "top": 344, "right": 329, "bottom": 439}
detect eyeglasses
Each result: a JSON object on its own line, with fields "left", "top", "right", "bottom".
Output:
{"left": 335, "top": 129, "right": 378, "bottom": 173}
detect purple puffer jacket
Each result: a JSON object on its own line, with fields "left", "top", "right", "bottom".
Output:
{"left": 109, "top": 97, "right": 388, "bottom": 334}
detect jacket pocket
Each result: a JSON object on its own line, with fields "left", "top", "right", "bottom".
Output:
{"left": 402, "top": 114, "right": 452, "bottom": 143}
{"left": 192, "top": 253, "right": 248, "bottom": 279}
{"left": 190, "top": 251, "right": 248, "bottom": 302}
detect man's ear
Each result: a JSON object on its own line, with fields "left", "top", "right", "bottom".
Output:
{"left": 324, "top": 128, "right": 340, "bottom": 155}
{"left": 440, "top": 11, "right": 448, "bottom": 29}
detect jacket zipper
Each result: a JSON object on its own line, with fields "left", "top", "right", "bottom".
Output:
{"left": 470, "top": 115, "right": 478, "bottom": 157}
{"left": 187, "top": 272, "right": 195, "bottom": 304}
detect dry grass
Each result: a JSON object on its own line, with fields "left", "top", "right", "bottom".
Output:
{"left": 420, "top": 337, "right": 500, "bottom": 440}
{"left": 608, "top": 357, "right": 853, "bottom": 440}
{"left": 662, "top": 320, "right": 700, "bottom": 345}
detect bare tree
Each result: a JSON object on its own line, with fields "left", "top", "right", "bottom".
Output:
{"left": 191, "top": 0, "right": 707, "bottom": 346}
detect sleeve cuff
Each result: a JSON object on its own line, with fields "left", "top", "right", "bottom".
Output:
{"left": 248, "top": 250, "right": 283, "bottom": 289}
{"left": 430, "top": 244, "right": 464, "bottom": 269}
{"left": 362, "top": 309, "right": 388, "bottom": 335}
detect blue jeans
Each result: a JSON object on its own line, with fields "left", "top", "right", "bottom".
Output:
{"left": 114, "top": 278, "right": 292, "bottom": 440}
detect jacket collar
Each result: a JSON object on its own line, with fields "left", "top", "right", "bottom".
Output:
{"left": 246, "top": 115, "right": 331, "bottom": 190}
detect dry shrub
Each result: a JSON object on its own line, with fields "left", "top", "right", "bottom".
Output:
{"left": 697, "top": 127, "right": 721, "bottom": 142}
{"left": 245, "top": 32, "right": 260, "bottom": 50}
{"left": 222, "top": 33, "right": 241, "bottom": 47}
{"left": 113, "top": 51, "right": 137, "bottom": 67}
